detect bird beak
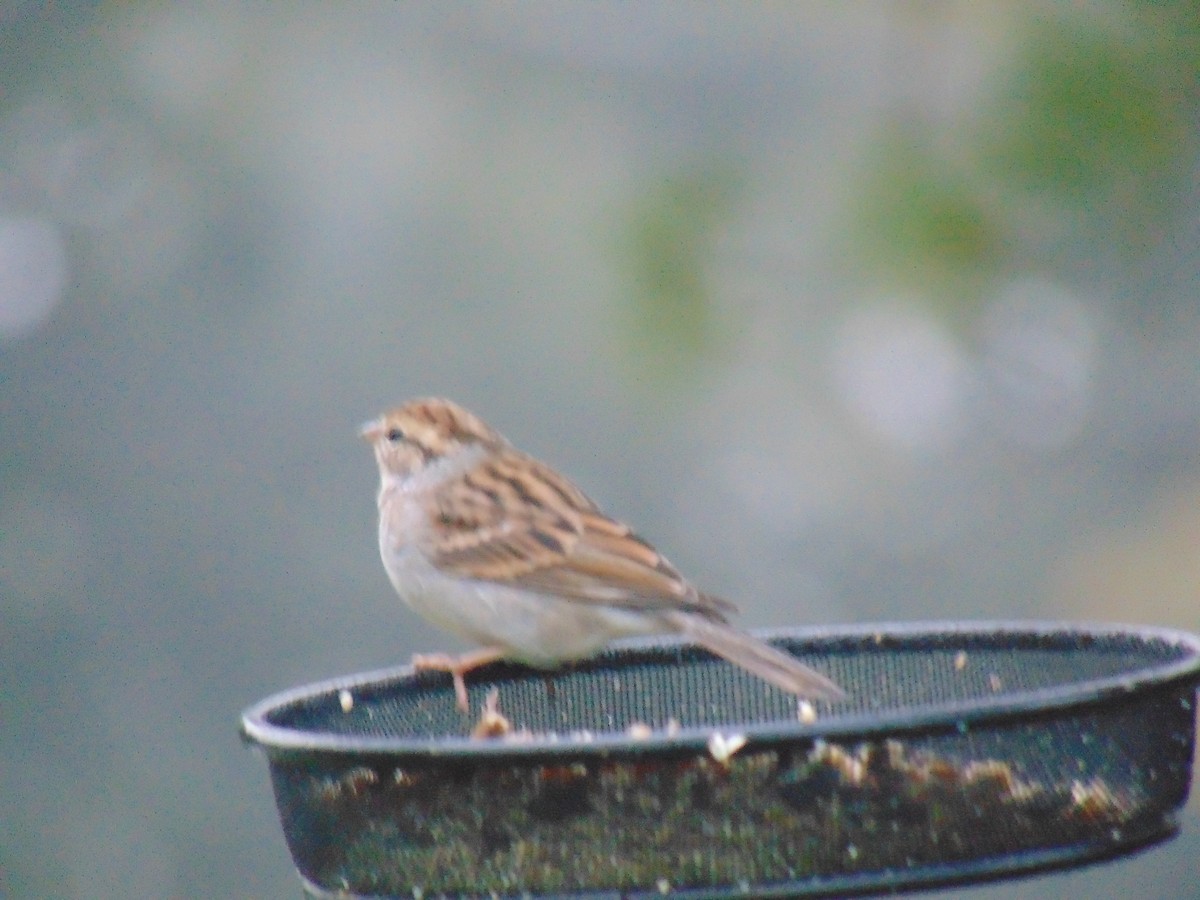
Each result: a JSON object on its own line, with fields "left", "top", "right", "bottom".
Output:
{"left": 358, "top": 418, "right": 383, "bottom": 442}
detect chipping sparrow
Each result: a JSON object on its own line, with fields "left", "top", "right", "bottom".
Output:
{"left": 361, "top": 398, "right": 845, "bottom": 712}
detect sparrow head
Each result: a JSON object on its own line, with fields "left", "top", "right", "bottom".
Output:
{"left": 360, "top": 397, "right": 505, "bottom": 480}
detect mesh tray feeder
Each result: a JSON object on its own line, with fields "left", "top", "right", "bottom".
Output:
{"left": 241, "top": 621, "right": 1200, "bottom": 898}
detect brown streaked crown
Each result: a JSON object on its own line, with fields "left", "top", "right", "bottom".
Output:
{"left": 362, "top": 397, "right": 507, "bottom": 477}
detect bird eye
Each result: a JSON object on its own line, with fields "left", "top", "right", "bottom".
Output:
{"left": 386, "top": 428, "right": 405, "bottom": 443}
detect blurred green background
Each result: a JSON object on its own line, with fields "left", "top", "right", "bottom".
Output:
{"left": 2, "top": 4, "right": 1198, "bottom": 898}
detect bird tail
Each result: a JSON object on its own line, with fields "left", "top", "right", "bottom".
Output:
{"left": 665, "top": 612, "right": 845, "bottom": 701}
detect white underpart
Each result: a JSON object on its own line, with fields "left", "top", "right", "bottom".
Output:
{"left": 376, "top": 444, "right": 661, "bottom": 665}
{"left": 381, "top": 549, "right": 660, "bottom": 665}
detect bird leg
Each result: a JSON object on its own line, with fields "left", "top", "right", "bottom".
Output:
{"left": 410, "top": 647, "right": 506, "bottom": 712}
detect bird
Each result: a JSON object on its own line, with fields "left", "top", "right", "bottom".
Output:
{"left": 360, "top": 397, "right": 844, "bottom": 712}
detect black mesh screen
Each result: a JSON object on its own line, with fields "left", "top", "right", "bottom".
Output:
{"left": 242, "top": 624, "right": 1200, "bottom": 899}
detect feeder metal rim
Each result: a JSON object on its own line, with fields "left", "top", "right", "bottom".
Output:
{"left": 240, "top": 619, "right": 1200, "bottom": 763}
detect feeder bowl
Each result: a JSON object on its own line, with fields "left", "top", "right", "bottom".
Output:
{"left": 241, "top": 621, "right": 1200, "bottom": 899}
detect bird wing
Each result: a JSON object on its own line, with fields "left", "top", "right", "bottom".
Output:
{"left": 422, "top": 450, "right": 735, "bottom": 620}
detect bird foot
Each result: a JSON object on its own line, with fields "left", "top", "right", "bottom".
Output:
{"left": 410, "top": 648, "right": 505, "bottom": 712}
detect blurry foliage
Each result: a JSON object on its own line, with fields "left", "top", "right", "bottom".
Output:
{"left": 852, "top": 135, "right": 1013, "bottom": 315}
{"left": 978, "top": 7, "right": 1199, "bottom": 250}
{"left": 852, "top": 4, "right": 1199, "bottom": 310}
{"left": 616, "top": 166, "right": 741, "bottom": 381}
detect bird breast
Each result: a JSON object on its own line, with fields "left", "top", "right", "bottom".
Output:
{"left": 378, "top": 540, "right": 660, "bottom": 666}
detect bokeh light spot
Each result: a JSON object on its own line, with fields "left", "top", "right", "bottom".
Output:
{"left": 0, "top": 217, "right": 67, "bottom": 339}
{"left": 980, "top": 278, "right": 1097, "bottom": 449}
{"left": 833, "top": 300, "right": 970, "bottom": 453}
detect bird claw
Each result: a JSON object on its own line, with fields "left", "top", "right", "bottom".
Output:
{"left": 410, "top": 648, "right": 505, "bottom": 713}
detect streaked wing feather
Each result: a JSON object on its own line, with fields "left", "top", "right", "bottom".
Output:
{"left": 424, "top": 451, "right": 733, "bottom": 619}
{"left": 424, "top": 451, "right": 584, "bottom": 580}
